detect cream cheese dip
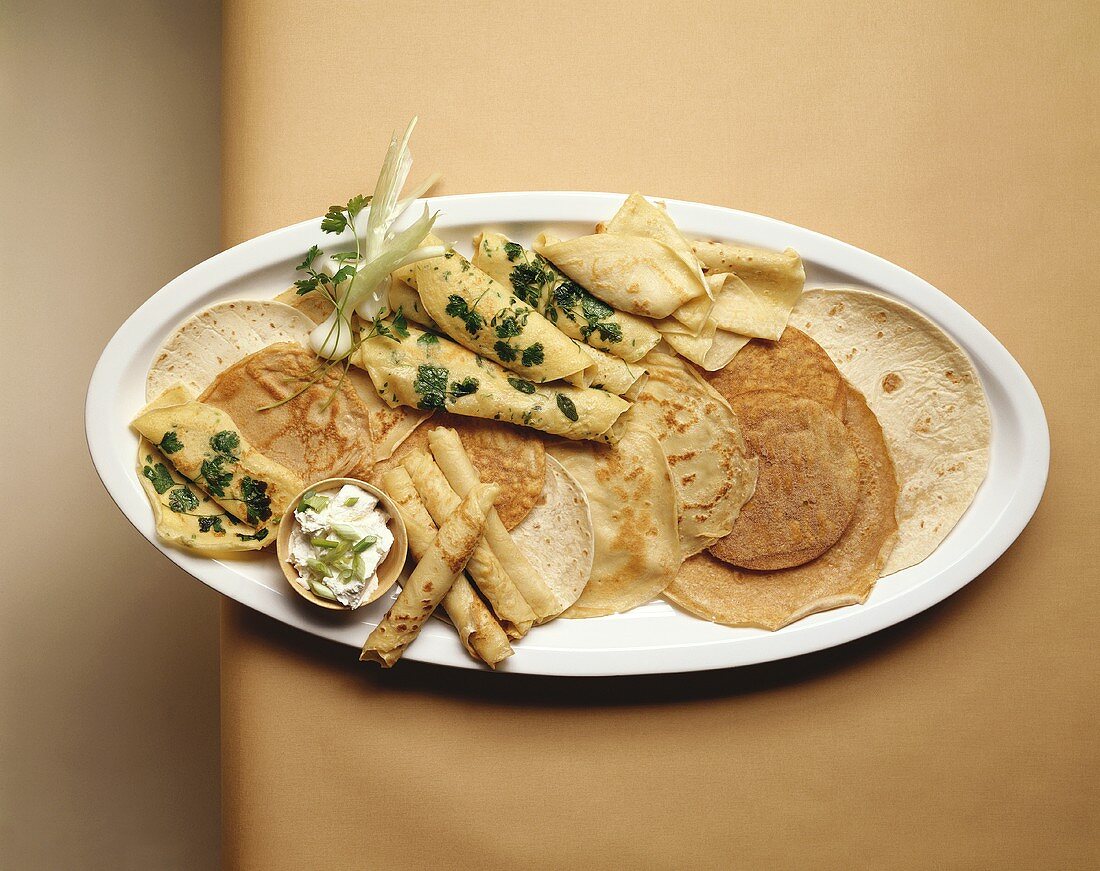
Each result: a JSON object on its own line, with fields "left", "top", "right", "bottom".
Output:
{"left": 288, "top": 483, "right": 395, "bottom": 608}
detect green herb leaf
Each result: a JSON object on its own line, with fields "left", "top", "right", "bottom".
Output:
{"left": 346, "top": 193, "right": 370, "bottom": 218}
{"left": 492, "top": 307, "right": 528, "bottom": 339}
{"left": 297, "top": 245, "right": 322, "bottom": 271}
{"left": 521, "top": 343, "right": 545, "bottom": 367}
{"left": 494, "top": 341, "right": 517, "bottom": 362}
{"left": 444, "top": 295, "right": 483, "bottom": 335}
{"left": 507, "top": 377, "right": 536, "bottom": 394}
{"left": 556, "top": 393, "right": 579, "bottom": 421}
{"left": 142, "top": 462, "right": 175, "bottom": 494}
{"left": 503, "top": 242, "right": 523, "bottom": 261}
{"left": 294, "top": 277, "right": 319, "bottom": 295}
{"left": 416, "top": 331, "right": 439, "bottom": 346}
{"left": 210, "top": 430, "right": 240, "bottom": 459}
{"left": 198, "top": 456, "right": 232, "bottom": 497}
{"left": 168, "top": 487, "right": 200, "bottom": 513}
{"left": 240, "top": 476, "right": 272, "bottom": 525}
{"left": 321, "top": 205, "right": 349, "bottom": 234}
{"left": 198, "top": 515, "right": 225, "bottom": 534}
{"left": 392, "top": 308, "right": 410, "bottom": 338}
{"left": 412, "top": 364, "right": 449, "bottom": 410}
{"left": 236, "top": 528, "right": 269, "bottom": 543}
{"left": 449, "top": 377, "right": 479, "bottom": 399}
{"left": 158, "top": 431, "right": 183, "bottom": 454}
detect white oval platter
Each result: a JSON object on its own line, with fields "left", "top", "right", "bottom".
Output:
{"left": 86, "top": 192, "right": 1049, "bottom": 676}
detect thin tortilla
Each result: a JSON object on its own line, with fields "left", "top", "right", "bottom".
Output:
{"left": 792, "top": 288, "right": 990, "bottom": 574}
{"left": 145, "top": 300, "right": 314, "bottom": 401}
{"left": 547, "top": 429, "right": 680, "bottom": 617}
{"left": 665, "top": 387, "right": 898, "bottom": 629}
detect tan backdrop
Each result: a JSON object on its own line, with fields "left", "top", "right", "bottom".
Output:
{"left": 221, "top": 2, "right": 1098, "bottom": 868}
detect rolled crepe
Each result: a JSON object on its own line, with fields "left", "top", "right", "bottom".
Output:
{"left": 381, "top": 468, "right": 513, "bottom": 667}
{"left": 132, "top": 389, "right": 304, "bottom": 535}
{"left": 353, "top": 323, "right": 631, "bottom": 443}
{"left": 386, "top": 277, "right": 437, "bottom": 329}
{"left": 396, "top": 240, "right": 594, "bottom": 386}
{"left": 473, "top": 232, "right": 661, "bottom": 362}
{"left": 360, "top": 481, "right": 499, "bottom": 666}
{"left": 402, "top": 449, "right": 536, "bottom": 638}
{"left": 428, "top": 427, "right": 564, "bottom": 622}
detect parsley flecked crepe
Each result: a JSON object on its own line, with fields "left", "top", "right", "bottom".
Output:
{"left": 132, "top": 385, "right": 305, "bottom": 547}
{"left": 473, "top": 231, "right": 661, "bottom": 362}
{"left": 353, "top": 323, "right": 630, "bottom": 443}
{"left": 393, "top": 235, "right": 596, "bottom": 386}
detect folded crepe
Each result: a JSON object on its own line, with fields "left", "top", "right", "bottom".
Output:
{"left": 533, "top": 194, "right": 709, "bottom": 327}
{"left": 402, "top": 448, "right": 537, "bottom": 638}
{"left": 689, "top": 239, "right": 805, "bottom": 335}
{"left": 353, "top": 322, "right": 631, "bottom": 443}
{"left": 473, "top": 231, "right": 661, "bottom": 362}
{"left": 132, "top": 386, "right": 305, "bottom": 543}
{"left": 381, "top": 467, "right": 513, "bottom": 667}
{"left": 360, "top": 482, "right": 499, "bottom": 666}
{"left": 393, "top": 238, "right": 594, "bottom": 386}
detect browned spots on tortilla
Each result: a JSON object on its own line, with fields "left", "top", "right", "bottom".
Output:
{"left": 882, "top": 372, "right": 903, "bottom": 393}
{"left": 945, "top": 369, "right": 961, "bottom": 384}
{"left": 870, "top": 310, "right": 888, "bottom": 324}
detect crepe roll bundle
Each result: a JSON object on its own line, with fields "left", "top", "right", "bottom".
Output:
{"left": 427, "top": 427, "right": 564, "bottom": 623}
{"left": 394, "top": 238, "right": 595, "bottom": 386}
{"left": 473, "top": 232, "right": 661, "bottom": 362}
{"left": 132, "top": 387, "right": 304, "bottom": 539}
{"left": 360, "top": 482, "right": 499, "bottom": 666}
{"left": 402, "top": 448, "right": 537, "bottom": 637}
{"left": 353, "top": 323, "right": 631, "bottom": 442}
{"left": 381, "top": 467, "right": 513, "bottom": 667}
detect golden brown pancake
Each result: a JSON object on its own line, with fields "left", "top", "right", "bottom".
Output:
{"left": 709, "top": 390, "right": 859, "bottom": 570}
{"left": 666, "top": 388, "right": 898, "bottom": 629}
{"left": 704, "top": 326, "right": 846, "bottom": 415}
{"left": 199, "top": 342, "right": 373, "bottom": 484}
{"left": 366, "top": 415, "right": 545, "bottom": 530}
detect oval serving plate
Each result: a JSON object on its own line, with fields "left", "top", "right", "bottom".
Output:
{"left": 86, "top": 192, "right": 1049, "bottom": 676}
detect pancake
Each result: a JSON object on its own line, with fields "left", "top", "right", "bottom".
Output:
{"left": 366, "top": 415, "right": 545, "bottom": 530}
{"left": 624, "top": 352, "right": 757, "bottom": 558}
{"left": 793, "top": 288, "right": 990, "bottom": 574}
{"left": 709, "top": 390, "right": 859, "bottom": 570}
{"left": 666, "top": 388, "right": 898, "bottom": 629}
{"left": 199, "top": 342, "right": 373, "bottom": 484}
{"left": 704, "top": 326, "right": 846, "bottom": 415}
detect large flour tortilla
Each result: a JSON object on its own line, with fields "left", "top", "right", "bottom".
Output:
{"left": 548, "top": 429, "right": 680, "bottom": 617}
{"left": 792, "top": 288, "right": 990, "bottom": 574}
{"left": 145, "top": 300, "right": 314, "bottom": 401}
{"left": 665, "top": 388, "right": 898, "bottom": 629}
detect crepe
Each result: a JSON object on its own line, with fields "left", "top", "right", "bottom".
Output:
{"left": 473, "top": 232, "right": 661, "bottom": 362}
{"left": 666, "top": 388, "right": 898, "bottom": 629}
{"left": 360, "top": 482, "right": 498, "bottom": 666}
{"left": 690, "top": 239, "right": 806, "bottom": 333}
{"left": 400, "top": 245, "right": 595, "bottom": 385}
{"left": 353, "top": 323, "right": 631, "bottom": 443}
{"left": 657, "top": 280, "right": 753, "bottom": 371}
{"left": 145, "top": 300, "right": 314, "bottom": 401}
{"left": 547, "top": 429, "right": 681, "bottom": 617}
{"left": 428, "top": 427, "right": 565, "bottom": 623}
{"left": 710, "top": 391, "right": 860, "bottom": 570}
{"left": 509, "top": 457, "right": 594, "bottom": 619}
{"left": 276, "top": 286, "right": 428, "bottom": 461}
{"left": 381, "top": 467, "right": 513, "bottom": 667}
{"left": 624, "top": 353, "right": 757, "bottom": 558}
{"left": 136, "top": 437, "right": 269, "bottom": 551}
{"left": 578, "top": 344, "right": 648, "bottom": 398}
{"left": 132, "top": 388, "right": 304, "bottom": 540}
{"left": 198, "top": 342, "right": 373, "bottom": 484}
{"left": 705, "top": 326, "right": 847, "bottom": 416}
{"left": 403, "top": 449, "right": 537, "bottom": 638}
{"left": 534, "top": 226, "right": 707, "bottom": 322}
{"left": 367, "top": 417, "right": 546, "bottom": 530}
{"left": 792, "top": 288, "right": 991, "bottom": 574}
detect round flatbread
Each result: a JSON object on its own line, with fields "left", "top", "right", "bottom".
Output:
{"left": 666, "top": 387, "right": 898, "bottom": 629}
{"left": 509, "top": 458, "right": 594, "bottom": 618}
{"left": 792, "top": 288, "right": 991, "bottom": 574}
{"left": 624, "top": 352, "right": 757, "bottom": 558}
{"left": 547, "top": 428, "right": 680, "bottom": 618}
{"left": 145, "top": 300, "right": 314, "bottom": 401}
{"left": 709, "top": 390, "right": 859, "bottom": 570}
{"left": 199, "top": 342, "right": 373, "bottom": 484}
{"left": 366, "top": 416, "right": 546, "bottom": 530}
{"left": 704, "top": 326, "right": 846, "bottom": 415}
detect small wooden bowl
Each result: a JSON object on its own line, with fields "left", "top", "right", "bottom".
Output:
{"left": 276, "top": 477, "right": 407, "bottom": 611}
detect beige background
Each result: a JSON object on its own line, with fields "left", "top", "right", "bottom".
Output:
{"left": 221, "top": 2, "right": 1098, "bottom": 869}
{"left": 1, "top": 0, "right": 1097, "bottom": 869}
{"left": 2, "top": 1, "right": 222, "bottom": 868}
